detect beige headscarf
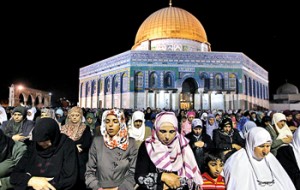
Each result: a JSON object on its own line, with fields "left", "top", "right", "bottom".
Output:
{"left": 60, "top": 106, "right": 86, "bottom": 141}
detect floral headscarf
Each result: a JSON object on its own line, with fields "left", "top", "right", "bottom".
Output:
{"left": 100, "top": 109, "right": 129, "bottom": 151}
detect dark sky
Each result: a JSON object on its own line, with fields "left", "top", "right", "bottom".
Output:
{"left": 1, "top": 0, "right": 298, "bottom": 104}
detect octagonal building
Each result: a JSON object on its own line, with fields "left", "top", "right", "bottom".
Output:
{"left": 79, "top": 4, "right": 269, "bottom": 111}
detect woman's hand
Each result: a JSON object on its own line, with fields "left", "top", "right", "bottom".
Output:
{"left": 76, "top": 144, "right": 83, "bottom": 152}
{"left": 12, "top": 133, "right": 29, "bottom": 142}
{"left": 161, "top": 173, "right": 180, "bottom": 189}
{"left": 28, "top": 177, "right": 55, "bottom": 190}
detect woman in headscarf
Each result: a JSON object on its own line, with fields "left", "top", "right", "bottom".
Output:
{"left": 0, "top": 129, "right": 27, "bottom": 190}
{"left": 26, "top": 107, "right": 36, "bottom": 121}
{"left": 128, "top": 110, "right": 152, "bottom": 148}
{"left": 1, "top": 106, "right": 35, "bottom": 142}
{"left": 181, "top": 111, "right": 195, "bottom": 136}
{"left": 61, "top": 106, "right": 92, "bottom": 190}
{"left": 10, "top": 118, "right": 78, "bottom": 190}
{"left": 239, "top": 120, "right": 258, "bottom": 139}
{"left": 276, "top": 127, "right": 300, "bottom": 189}
{"left": 0, "top": 104, "right": 8, "bottom": 125}
{"left": 223, "top": 127, "right": 296, "bottom": 190}
{"left": 85, "top": 109, "right": 138, "bottom": 190}
{"left": 264, "top": 112, "right": 293, "bottom": 156}
{"left": 135, "top": 111, "right": 203, "bottom": 190}
{"left": 85, "top": 112, "right": 101, "bottom": 137}
{"left": 205, "top": 114, "right": 219, "bottom": 140}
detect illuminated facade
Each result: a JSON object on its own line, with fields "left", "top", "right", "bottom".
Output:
{"left": 79, "top": 5, "right": 269, "bottom": 111}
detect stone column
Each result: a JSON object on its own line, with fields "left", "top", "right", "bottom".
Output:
{"left": 168, "top": 90, "right": 172, "bottom": 110}
{"left": 144, "top": 89, "right": 149, "bottom": 108}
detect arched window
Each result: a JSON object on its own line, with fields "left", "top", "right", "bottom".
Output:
{"left": 97, "top": 79, "right": 102, "bottom": 94}
{"left": 253, "top": 79, "right": 256, "bottom": 97}
{"left": 135, "top": 72, "right": 144, "bottom": 91}
{"left": 149, "top": 72, "right": 158, "bottom": 88}
{"left": 244, "top": 76, "right": 248, "bottom": 95}
{"left": 201, "top": 72, "right": 210, "bottom": 90}
{"left": 249, "top": 78, "right": 252, "bottom": 96}
{"left": 105, "top": 78, "right": 110, "bottom": 95}
{"left": 122, "top": 73, "right": 129, "bottom": 92}
{"left": 85, "top": 82, "right": 90, "bottom": 97}
{"left": 91, "top": 80, "right": 96, "bottom": 95}
{"left": 214, "top": 74, "right": 223, "bottom": 89}
{"left": 229, "top": 73, "right": 236, "bottom": 89}
{"left": 112, "top": 75, "right": 120, "bottom": 94}
{"left": 164, "top": 72, "right": 173, "bottom": 88}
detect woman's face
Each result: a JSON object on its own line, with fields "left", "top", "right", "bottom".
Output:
{"left": 41, "top": 112, "right": 49, "bottom": 118}
{"left": 37, "top": 140, "right": 52, "bottom": 149}
{"left": 276, "top": 120, "right": 286, "bottom": 129}
{"left": 87, "top": 117, "right": 93, "bottom": 124}
{"left": 157, "top": 122, "right": 176, "bottom": 145}
{"left": 223, "top": 124, "right": 232, "bottom": 134}
{"left": 187, "top": 115, "right": 195, "bottom": 122}
{"left": 208, "top": 118, "right": 215, "bottom": 125}
{"left": 208, "top": 159, "right": 224, "bottom": 179}
{"left": 254, "top": 142, "right": 271, "bottom": 159}
{"left": 134, "top": 120, "right": 143, "bottom": 129}
{"left": 105, "top": 114, "right": 120, "bottom": 137}
{"left": 69, "top": 112, "right": 81, "bottom": 124}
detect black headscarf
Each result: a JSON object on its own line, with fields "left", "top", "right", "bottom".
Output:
{"left": 32, "top": 118, "right": 61, "bottom": 158}
{"left": 0, "top": 129, "right": 15, "bottom": 162}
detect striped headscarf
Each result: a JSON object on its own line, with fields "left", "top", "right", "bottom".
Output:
{"left": 145, "top": 111, "right": 203, "bottom": 187}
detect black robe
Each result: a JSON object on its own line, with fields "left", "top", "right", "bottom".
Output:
{"left": 276, "top": 145, "right": 300, "bottom": 190}
{"left": 10, "top": 118, "right": 78, "bottom": 190}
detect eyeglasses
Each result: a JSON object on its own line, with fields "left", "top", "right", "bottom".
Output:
{"left": 246, "top": 152, "right": 275, "bottom": 187}
{"left": 257, "top": 179, "right": 275, "bottom": 186}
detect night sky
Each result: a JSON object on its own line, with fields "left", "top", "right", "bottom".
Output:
{"left": 1, "top": 0, "right": 298, "bottom": 105}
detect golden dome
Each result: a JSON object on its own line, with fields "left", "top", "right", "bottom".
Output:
{"left": 132, "top": 6, "right": 208, "bottom": 49}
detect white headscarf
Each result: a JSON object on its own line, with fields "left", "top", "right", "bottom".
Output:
{"left": 224, "top": 127, "right": 296, "bottom": 190}
{"left": 272, "top": 113, "right": 293, "bottom": 141}
{"left": 26, "top": 107, "right": 37, "bottom": 121}
{"left": 128, "top": 110, "right": 146, "bottom": 141}
{"left": 0, "top": 105, "right": 7, "bottom": 124}
{"left": 290, "top": 127, "right": 300, "bottom": 169}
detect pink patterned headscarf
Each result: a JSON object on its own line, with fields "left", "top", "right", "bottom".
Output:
{"left": 145, "top": 111, "right": 203, "bottom": 187}
{"left": 100, "top": 109, "right": 129, "bottom": 151}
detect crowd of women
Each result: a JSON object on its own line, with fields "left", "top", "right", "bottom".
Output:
{"left": 0, "top": 105, "right": 299, "bottom": 190}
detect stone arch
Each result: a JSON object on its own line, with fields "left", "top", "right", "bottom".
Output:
{"left": 9, "top": 84, "right": 51, "bottom": 107}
